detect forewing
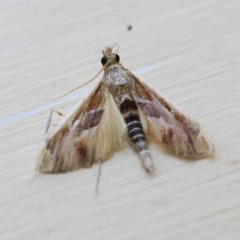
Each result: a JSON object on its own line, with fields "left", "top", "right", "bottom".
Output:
{"left": 36, "top": 80, "right": 126, "bottom": 173}
{"left": 130, "top": 74, "right": 214, "bottom": 157}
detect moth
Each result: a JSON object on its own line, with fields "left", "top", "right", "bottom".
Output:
{"left": 36, "top": 45, "right": 214, "bottom": 174}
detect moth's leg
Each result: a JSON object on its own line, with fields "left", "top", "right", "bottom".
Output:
{"left": 45, "top": 109, "right": 65, "bottom": 133}
{"left": 95, "top": 158, "right": 102, "bottom": 195}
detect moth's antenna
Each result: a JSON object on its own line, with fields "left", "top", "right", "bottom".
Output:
{"left": 112, "top": 43, "right": 120, "bottom": 54}
{"left": 41, "top": 67, "right": 104, "bottom": 101}
{"left": 41, "top": 44, "right": 119, "bottom": 101}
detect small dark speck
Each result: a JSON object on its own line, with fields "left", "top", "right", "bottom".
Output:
{"left": 127, "top": 25, "right": 133, "bottom": 31}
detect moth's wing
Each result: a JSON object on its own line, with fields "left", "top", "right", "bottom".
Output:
{"left": 130, "top": 74, "right": 214, "bottom": 157}
{"left": 36, "top": 80, "right": 126, "bottom": 173}
{"left": 90, "top": 88, "right": 127, "bottom": 163}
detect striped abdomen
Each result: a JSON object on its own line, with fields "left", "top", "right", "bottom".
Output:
{"left": 119, "top": 98, "right": 154, "bottom": 172}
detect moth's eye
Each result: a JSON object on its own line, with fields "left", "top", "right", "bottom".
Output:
{"left": 116, "top": 54, "right": 120, "bottom": 62}
{"left": 101, "top": 56, "right": 108, "bottom": 66}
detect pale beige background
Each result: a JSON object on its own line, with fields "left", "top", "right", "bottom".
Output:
{"left": 1, "top": 0, "right": 240, "bottom": 239}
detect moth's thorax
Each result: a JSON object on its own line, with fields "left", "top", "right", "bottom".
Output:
{"left": 104, "top": 64, "right": 132, "bottom": 103}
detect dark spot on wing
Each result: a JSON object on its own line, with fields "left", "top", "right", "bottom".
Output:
{"left": 137, "top": 101, "right": 161, "bottom": 118}
{"left": 72, "top": 81, "right": 104, "bottom": 122}
{"left": 53, "top": 154, "right": 64, "bottom": 173}
{"left": 162, "top": 128, "right": 174, "bottom": 146}
{"left": 174, "top": 112, "right": 186, "bottom": 123}
{"left": 160, "top": 98, "right": 171, "bottom": 112}
{"left": 46, "top": 127, "right": 69, "bottom": 154}
{"left": 174, "top": 112, "right": 201, "bottom": 155}
{"left": 83, "top": 110, "right": 104, "bottom": 130}
{"left": 75, "top": 140, "right": 89, "bottom": 167}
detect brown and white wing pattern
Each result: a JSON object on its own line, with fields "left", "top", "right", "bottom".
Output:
{"left": 36, "top": 80, "right": 126, "bottom": 173}
{"left": 130, "top": 74, "right": 214, "bottom": 157}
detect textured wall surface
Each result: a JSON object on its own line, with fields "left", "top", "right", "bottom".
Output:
{"left": 1, "top": 0, "right": 240, "bottom": 239}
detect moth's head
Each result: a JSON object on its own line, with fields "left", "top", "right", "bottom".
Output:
{"left": 101, "top": 45, "right": 120, "bottom": 66}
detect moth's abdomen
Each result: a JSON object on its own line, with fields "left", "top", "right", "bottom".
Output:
{"left": 124, "top": 113, "right": 146, "bottom": 148}
{"left": 119, "top": 98, "right": 154, "bottom": 172}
